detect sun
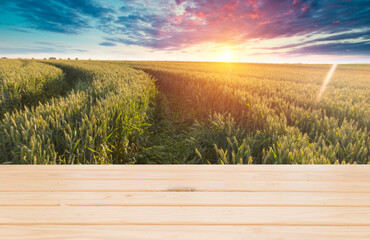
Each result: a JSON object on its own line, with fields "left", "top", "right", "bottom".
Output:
{"left": 220, "top": 48, "right": 233, "bottom": 62}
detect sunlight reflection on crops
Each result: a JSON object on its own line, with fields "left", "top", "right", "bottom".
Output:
{"left": 317, "top": 64, "right": 337, "bottom": 102}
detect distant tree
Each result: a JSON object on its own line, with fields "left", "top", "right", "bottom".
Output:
{"left": 49, "top": 57, "right": 56, "bottom": 60}
{"left": 43, "top": 58, "right": 47, "bottom": 60}
{"left": 67, "top": 58, "right": 70, "bottom": 60}
{"left": 1, "top": 57, "right": 7, "bottom": 59}
{"left": 75, "top": 58, "right": 78, "bottom": 60}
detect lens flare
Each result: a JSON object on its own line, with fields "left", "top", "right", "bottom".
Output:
{"left": 317, "top": 64, "right": 337, "bottom": 102}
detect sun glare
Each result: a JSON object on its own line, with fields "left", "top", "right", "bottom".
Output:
{"left": 221, "top": 49, "right": 233, "bottom": 62}
{"left": 317, "top": 64, "right": 337, "bottom": 102}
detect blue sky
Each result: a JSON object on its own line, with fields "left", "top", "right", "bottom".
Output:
{"left": 0, "top": 0, "right": 369, "bottom": 63}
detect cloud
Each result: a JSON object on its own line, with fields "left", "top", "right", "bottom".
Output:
{"left": 175, "top": 0, "right": 185, "bottom": 5}
{"left": 99, "top": 42, "right": 116, "bottom": 46}
{"left": 101, "top": 0, "right": 370, "bottom": 55}
{"left": 261, "top": 30, "right": 370, "bottom": 50}
{"left": 2, "top": 0, "right": 114, "bottom": 34}
{"left": 2, "top": 0, "right": 370, "bottom": 57}
{"left": 9, "top": 28, "right": 31, "bottom": 33}
{"left": 34, "top": 41, "right": 69, "bottom": 48}
{"left": 0, "top": 46, "right": 63, "bottom": 54}
{"left": 74, "top": 49, "right": 89, "bottom": 52}
{"left": 290, "top": 41, "right": 370, "bottom": 56}
{"left": 0, "top": 40, "right": 89, "bottom": 55}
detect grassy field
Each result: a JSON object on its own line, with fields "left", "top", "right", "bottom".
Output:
{"left": 0, "top": 59, "right": 368, "bottom": 164}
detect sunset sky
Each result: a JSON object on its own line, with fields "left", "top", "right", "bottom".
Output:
{"left": 1, "top": 0, "right": 369, "bottom": 63}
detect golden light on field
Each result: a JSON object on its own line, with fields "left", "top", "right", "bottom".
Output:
{"left": 317, "top": 64, "right": 337, "bottom": 101}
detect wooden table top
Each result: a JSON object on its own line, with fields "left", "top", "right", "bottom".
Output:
{"left": 1, "top": 165, "right": 369, "bottom": 240}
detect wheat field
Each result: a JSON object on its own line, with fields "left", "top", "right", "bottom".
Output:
{"left": 0, "top": 59, "right": 368, "bottom": 164}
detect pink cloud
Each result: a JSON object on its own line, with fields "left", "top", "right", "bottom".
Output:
{"left": 173, "top": 12, "right": 188, "bottom": 24}
{"left": 106, "top": 0, "right": 370, "bottom": 55}
{"left": 283, "top": 10, "right": 293, "bottom": 16}
{"left": 175, "top": 0, "right": 185, "bottom": 5}
{"left": 249, "top": 13, "right": 259, "bottom": 19}
{"left": 259, "top": 20, "right": 271, "bottom": 25}
{"left": 196, "top": 11, "right": 211, "bottom": 18}
{"left": 222, "top": 0, "right": 239, "bottom": 10}
{"left": 301, "top": 4, "right": 311, "bottom": 12}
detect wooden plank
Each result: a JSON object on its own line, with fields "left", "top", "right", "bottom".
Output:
{"left": 1, "top": 225, "right": 370, "bottom": 240}
{"left": 1, "top": 206, "right": 369, "bottom": 225}
{"left": 1, "top": 165, "right": 369, "bottom": 172}
{"left": 1, "top": 179, "right": 369, "bottom": 192}
{"left": 0, "top": 192, "right": 369, "bottom": 207}
{"left": 1, "top": 170, "right": 369, "bottom": 182}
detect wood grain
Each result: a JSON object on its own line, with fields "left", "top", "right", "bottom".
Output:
{"left": 0, "top": 192, "right": 369, "bottom": 207}
{"left": 0, "top": 165, "right": 369, "bottom": 239}
{"left": 1, "top": 170, "right": 369, "bottom": 181}
{"left": 1, "top": 225, "right": 370, "bottom": 240}
{"left": 1, "top": 165, "right": 369, "bottom": 172}
{"left": 1, "top": 179, "right": 369, "bottom": 192}
{"left": 1, "top": 206, "right": 369, "bottom": 225}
